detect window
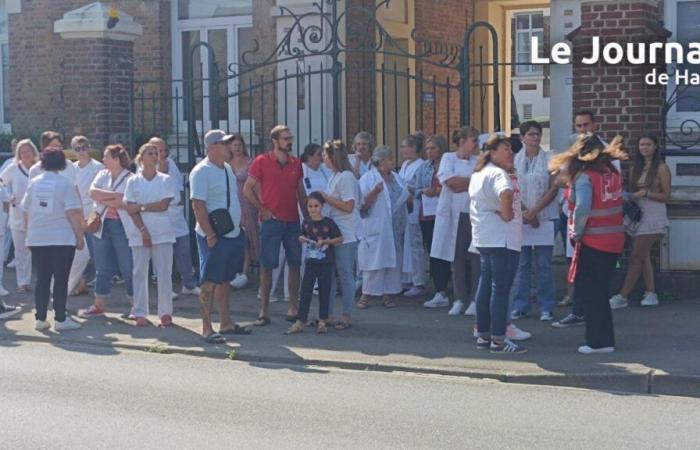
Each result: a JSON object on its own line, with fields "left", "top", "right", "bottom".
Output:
{"left": 0, "top": 0, "right": 8, "bottom": 128}
{"left": 178, "top": 0, "right": 251, "bottom": 20}
{"left": 515, "top": 12, "right": 544, "bottom": 76}
{"left": 673, "top": 0, "right": 700, "bottom": 112}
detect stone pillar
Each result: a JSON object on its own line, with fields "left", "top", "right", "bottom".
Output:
{"left": 54, "top": 2, "right": 142, "bottom": 150}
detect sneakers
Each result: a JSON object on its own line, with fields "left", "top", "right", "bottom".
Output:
{"left": 464, "top": 301, "right": 476, "bottom": 316}
{"left": 112, "top": 275, "right": 125, "bottom": 285}
{"left": 552, "top": 313, "right": 585, "bottom": 328}
{"left": 0, "top": 302, "right": 21, "bottom": 320}
{"left": 0, "top": 285, "right": 8, "bottom": 297}
{"left": 490, "top": 339, "right": 528, "bottom": 354}
{"left": 476, "top": 337, "right": 491, "bottom": 350}
{"left": 609, "top": 294, "right": 628, "bottom": 310}
{"left": 506, "top": 323, "right": 532, "bottom": 341}
{"left": 159, "top": 314, "right": 173, "bottom": 327}
{"left": 135, "top": 317, "right": 149, "bottom": 327}
{"left": 257, "top": 290, "right": 279, "bottom": 303}
{"left": 448, "top": 300, "right": 464, "bottom": 316}
{"left": 231, "top": 273, "right": 248, "bottom": 289}
{"left": 6, "top": 259, "right": 16, "bottom": 268}
{"left": 86, "top": 278, "right": 96, "bottom": 287}
{"left": 540, "top": 312, "right": 553, "bottom": 322}
{"left": 79, "top": 305, "right": 105, "bottom": 318}
{"left": 54, "top": 317, "right": 81, "bottom": 332}
{"left": 181, "top": 286, "right": 201, "bottom": 296}
{"left": 557, "top": 295, "right": 572, "bottom": 307}
{"left": 170, "top": 291, "right": 179, "bottom": 301}
{"left": 403, "top": 286, "right": 425, "bottom": 297}
{"left": 35, "top": 319, "right": 50, "bottom": 331}
{"left": 423, "top": 292, "right": 449, "bottom": 308}
{"left": 510, "top": 310, "right": 527, "bottom": 320}
{"left": 578, "top": 345, "right": 615, "bottom": 354}
{"left": 640, "top": 291, "right": 659, "bottom": 307}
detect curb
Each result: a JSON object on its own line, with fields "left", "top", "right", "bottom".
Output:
{"left": 4, "top": 333, "right": 699, "bottom": 399}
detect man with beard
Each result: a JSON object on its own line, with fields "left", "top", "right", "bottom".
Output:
{"left": 244, "top": 125, "right": 306, "bottom": 326}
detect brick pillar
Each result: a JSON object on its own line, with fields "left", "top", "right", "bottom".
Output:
{"left": 569, "top": 0, "right": 668, "bottom": 147}
{"left": 53, "top": 2, "right": 142, "bottom": 150}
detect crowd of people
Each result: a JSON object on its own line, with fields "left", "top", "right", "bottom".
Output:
{"left": 0, "top": 111, "right": 672, "bottom": 355}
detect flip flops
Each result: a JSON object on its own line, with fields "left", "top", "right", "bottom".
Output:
{"left": 203, "top": 332, "right": 226, "bottom": 344}
{"left": 253, "top": 316, "right": 271, "bottom": 327}
{"left": 219, "top": 324, "right": 252, "bottom": 335}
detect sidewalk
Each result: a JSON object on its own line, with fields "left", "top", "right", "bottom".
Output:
{"left": 1, "top": 274, "right": 698, "bottom": 398}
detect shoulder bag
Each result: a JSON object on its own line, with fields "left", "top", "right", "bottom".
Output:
{"left": 208, "top": 166, "right": 235, "bottom": 236}
{"left": 85, "top": 172, "right": 130, "bottom": 234}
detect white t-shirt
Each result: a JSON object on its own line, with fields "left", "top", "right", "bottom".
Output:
{"left": 438, "top": 152, "right": 477, "bottom": 213}
{"left": 151, "top": 157, "right": 189, "bottom": 238}
{"left": 189, "top": 158, "right": 242, "bottom": 239}
{"left": 123, "top": 172, "right": 176, "bottom": 247}
{"left": 29, "top": 161, "right": 78, "bottom": 186}
{"left": 302, "top": 163, "right": 332, "bottom": 195}
{"left": 0, "top": 162, "right": 32, "bottom": 230}
{"left": 327, "top": 170, "right": 362, "bottom": 243}
{"left": 348, "top": 154, "right": 371, "bottom": 177}
{"left": 74, "top": 159, "right": 104, "bottom": 216}
{"left": 20, "top": 172, "right": 81, "bottom": 247}
{"left": 469, "top": 163, "right": 522, "bottom": 251}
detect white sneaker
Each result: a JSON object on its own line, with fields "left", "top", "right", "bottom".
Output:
{"left": 578, "top": 345, "right": 615, "bottom": 354}
{"left": 181, "top": 286, "right": 201, "bottom": 296}
{"left": 35, "top": 319, "right": 50, "bottom": 331}
{"left": 640, "top": 292, "right": 659, "bottom": 307}
{"left": 171, "top": 291, "right": 179, "bottom": 300}
{"left": 55, "top": 317, "right": 81, "bottom": 332}
{"left": 448, "top": 300, "right": 464, "bottom": 316}
{"left": 609, "top": 294, "right": 628, "bottom": 310}
{"left": 6, "top": 259, "right": 16, "bottom": 269}
{"left": 540, "top": 312, "right": 553, "bottom": 321}
{"left": 506, "top": 323, "right": 532, "bottom": 341}
{"left": 257, "top": 290, "right": 279, "bottom": 303}
{"left": 231, "top": 273, "right": 248, "bottom": 289}
{"left": 0, "top": 285, "right": 8, "bottom": 297}
{"left": 464, "top": 301, "right": 476, "bottom": 316}
{"left": 423, "top": 292, "right": 449, "bottom": 308}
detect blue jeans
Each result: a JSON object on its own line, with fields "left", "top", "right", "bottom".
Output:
{"left": 83, "top": 233, "right": 96, "bottom": 281}
{"left": 475, "top": 247, "right": 520, "bottom": 341}
{"left": 512, "top": 245, "right": 555, "bottom": 314}
{"left": 329, "top": 240, "right": 359, "bottom": 318}
{"left": 260, "top": 219, "right": 302, "bottom": 269}
{"left": 93, "top": 219, "right": 134, "bottom": 298}
{"left": 173, "top": 234, "right": 197, "bottom": 289}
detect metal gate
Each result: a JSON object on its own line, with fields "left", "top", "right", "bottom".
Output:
{"left": 130, "top": 1, "right": 505, "bottom": 168}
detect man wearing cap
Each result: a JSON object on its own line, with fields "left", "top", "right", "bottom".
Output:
{"left": 189, "top": 129, "right": 251, "bottom": 343}
{"left": 244, "top": 125, "right": 305, "bottom": 326}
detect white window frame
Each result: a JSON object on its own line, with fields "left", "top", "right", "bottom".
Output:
{"left": 664, "top": 0, "right": 700, "bottom": 132}
{"left": 170, "top": 1, "right": 252, "bottom": 133}
{"left": 514, "top": 11, "right": 545, "bottom": 76}
{"left": 0, "top": 0, "right": 9, "bottom": 132}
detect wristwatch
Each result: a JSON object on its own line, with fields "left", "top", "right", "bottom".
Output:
{"left": 140, "top": 204, "right": 146, "bottom": 212}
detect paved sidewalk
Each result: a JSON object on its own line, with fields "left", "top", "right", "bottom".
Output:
{"left": 1, "top": 274, "right": 698, "bottom": 398}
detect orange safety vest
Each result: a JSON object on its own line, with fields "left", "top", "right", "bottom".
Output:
{"left": 567, "top": 169, "right": 625, "bottom": 254}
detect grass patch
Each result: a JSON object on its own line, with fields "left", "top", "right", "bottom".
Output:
{"left": 145, "top": 343, "right": 170, "bottom": 354}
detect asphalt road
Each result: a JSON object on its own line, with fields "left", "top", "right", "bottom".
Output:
{"left": 2, "top": 343, "right": 699, "bottom": 449}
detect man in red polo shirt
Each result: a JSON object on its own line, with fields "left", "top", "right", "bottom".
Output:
{"left": 244, "top": 125, "right": 306, "bottom": 325}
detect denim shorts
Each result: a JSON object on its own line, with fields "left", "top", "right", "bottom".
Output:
{"left": 260, "top": 219, "right": 302, "bottom": 269}
{"left": 196, "top": 231, "right": 245, "bottom": 284}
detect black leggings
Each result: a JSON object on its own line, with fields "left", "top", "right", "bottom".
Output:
{"left": 297, "top": 263, "right": 333, "bottom": 322}
{"left": 31, "top": 246, "right": 76, "bottom": 322}
{"left": 419, "top": 220, "right": 452, "bottom": 292}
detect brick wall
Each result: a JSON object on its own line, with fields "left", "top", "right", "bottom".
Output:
{"left": 570, "top": 0, "right": 666, "bottom": 147}
{"left": 8, "top": 0, "right": 171, "bottom": 149}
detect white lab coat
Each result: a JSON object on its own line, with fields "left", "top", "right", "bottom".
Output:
{"left": 430, "top": 152, "right": 475, "bottom": 262}
{"left": 399, "top": 158, "right": 426, "bottom": 281}
{"left": 357, "top": 168, "right": 409, "bottom": 272}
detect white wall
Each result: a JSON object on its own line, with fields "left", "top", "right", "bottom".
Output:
{"left": 549, "top": 0, "right": 579, "bottom": 152}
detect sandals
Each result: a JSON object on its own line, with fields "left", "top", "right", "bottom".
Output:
{"left": 203, "top": 332, "right": 226, "bottom": 344}
{"left": 316, "top": 321, "right": 328, "bottom": 334}
{"left": 17, "top": 285, "right": 32, "bottom": 294}
{"left": 253, "top": 316, "right": 271, "bottom": 327}
{"left": 220, "top": 324, "right": 252, "bottom": 335}
{"left": 382, "top": 296, "right": 397, "bottom": 308}
{"left": 356, "top": 296, "right": 371, "bottom": 310}
{"left": 284, "top": 321, "right": 305, "bottom": 335}
{"left": 335, "top": 321, "right": 352, "bottom": 330}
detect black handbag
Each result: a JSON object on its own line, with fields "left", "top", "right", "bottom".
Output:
{"left": 623, "top": 199, "right": 642, "bottom": 233}
{"left": 209, "top": 167, "right": 235, "bottom": 236}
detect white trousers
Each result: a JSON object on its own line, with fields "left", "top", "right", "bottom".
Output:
{"left": 10, "top": 228, "right": 31, "bottom": 287}
{"left": 132, "top": 244, "right": 173, "bottom": 318}
{"left": 67, "top": 245, "right": 90, "bottom": 295}
{"left": 401, "top": 222, "right": 427, "bottom": 286}
{"left": 362, "top": 267, "right": 402, "bottom": 296}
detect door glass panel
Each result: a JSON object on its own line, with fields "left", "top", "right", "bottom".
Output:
{"left": 382, "top": 39, "right": 410, "bottom": 157}
{"left": 237, "top": 27, "right": 255, "bottom": 122}
{"left": 1, "top": 44, "right": 8, "bottom": 123}
{"left": 208, "top": 29, "right": 229, "bottom": 124}
{"left": 178, "top": 0, "right": 252, "bottom": 19}
{"left": 182, "top": 30, "right": 202, "bottom": 122}
{"left": 676, "top": 1, "right": 700, "bottom": 112}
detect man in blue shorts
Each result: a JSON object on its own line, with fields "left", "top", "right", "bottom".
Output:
{"left": 190, "top": 129, "right": 251, "bottom": 343}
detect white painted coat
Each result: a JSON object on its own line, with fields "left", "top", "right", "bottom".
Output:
{"left": 357, "top": 167, "right": 409, "bottom": 272}
{"left": 399, "top": 158, "right": 426, "bottom": 274}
